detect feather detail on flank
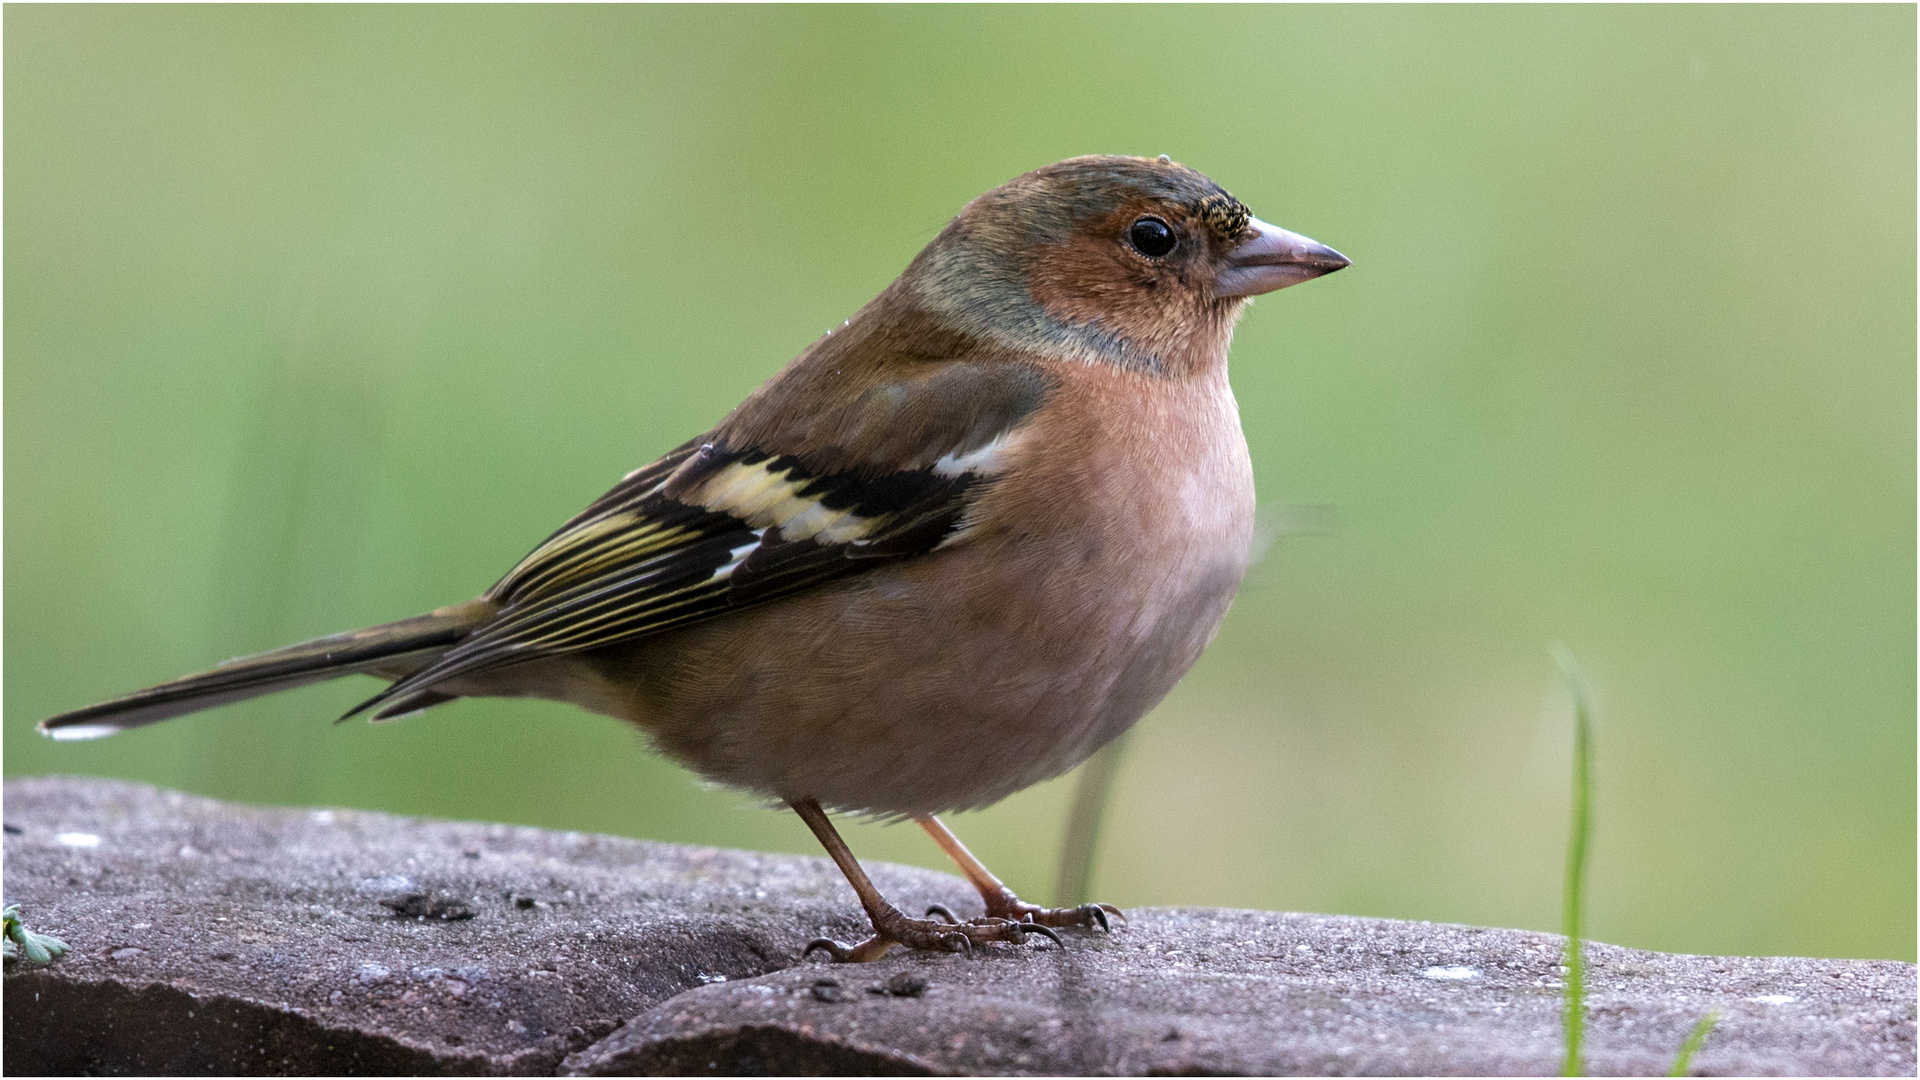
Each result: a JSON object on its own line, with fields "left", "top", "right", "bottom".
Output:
{"left": 687, "top": 458, "right": 877, "bottom": 545}
{"left": 709, "top": 533, "right": 768, "bottom": 581}
{"left": 931, "top": 426, "right": 1029, "bottom": 479}
{"left": 43, "top": 724, "right": 121, "bottom": 742}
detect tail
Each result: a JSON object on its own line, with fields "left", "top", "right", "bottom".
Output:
{"left": 37, "top": 599, "right": 496, "bottom": 741}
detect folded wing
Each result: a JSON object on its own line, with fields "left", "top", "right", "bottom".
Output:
{"left": 348, "top": 357, "right": 1052, "bottom": 721}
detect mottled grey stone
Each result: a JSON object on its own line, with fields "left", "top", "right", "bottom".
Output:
{"left": 566, "top": 912, "right": 1915, "bottom": 1076}
{"left": 5, "top": 777, "right": 1913, "bottom": 1077}
{"left": 2, "top": 776, "right": 968, "bottom": 1075}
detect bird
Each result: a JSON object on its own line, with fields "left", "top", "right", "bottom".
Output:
{"left": 39, "top": 154, "right": 1348, "bottom": 962}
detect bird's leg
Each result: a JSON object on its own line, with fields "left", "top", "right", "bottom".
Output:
{"left": 915, "top": 815, "right": 1124, "bottom": 932}
{"left": 791, "top": 799, "right": 1063, "bottom": 963}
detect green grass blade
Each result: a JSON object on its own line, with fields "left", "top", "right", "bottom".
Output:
{"left": 1667, "top": 1010, "right": 1720, "bottom": 1076}
{"left": 1552, "top": 643, "right": 1595, "bottom": 1077}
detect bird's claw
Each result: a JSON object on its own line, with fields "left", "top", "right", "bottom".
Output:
{"left": 998, "top": 918, "right": 1064, "bottom": 949}
{"left": 804, "top": 935, "right": 919, "bottom": 963}
{"left": 983, "top": 893, "right": 1126, "bottom": 933}
{"left": 931, "top": 900, "right": 1069, "bottom": 944}
{"left": 804, "top": 905, "right": 1067, "bottom": 963}
{"left": 1082, "top": 903, "right": 1127, "bottom": 932}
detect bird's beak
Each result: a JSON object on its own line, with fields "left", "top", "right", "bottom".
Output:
{"left": 1215, "top": 218, "right": 1351, "bottom": 298}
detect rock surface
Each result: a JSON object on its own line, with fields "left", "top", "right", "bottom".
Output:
{"left": 4, "top": 777, "right": 1913, "bottom": 1076}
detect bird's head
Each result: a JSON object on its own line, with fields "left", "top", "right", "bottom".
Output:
{"left": 900, "top": 155, "right": 1349, "bottom": 376}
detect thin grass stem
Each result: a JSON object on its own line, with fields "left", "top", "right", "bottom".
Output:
{"left": 1552, "top": 643, "right": 1595, "bottom": 1077}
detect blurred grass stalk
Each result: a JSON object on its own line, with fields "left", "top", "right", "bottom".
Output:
{"left": 1553, "top": 643, "right": 1594, "bottom": 1077}
{"left": 1055, "top": 731, "right": 1130, "bottom": 907}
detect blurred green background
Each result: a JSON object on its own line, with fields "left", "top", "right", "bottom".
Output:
{"left": 6, "top": 6, "right": 1912, "bottom": 962}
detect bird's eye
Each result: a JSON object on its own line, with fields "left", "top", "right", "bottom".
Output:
{"left": 1127, "top": 217, "right": 1176, "bottom": 258}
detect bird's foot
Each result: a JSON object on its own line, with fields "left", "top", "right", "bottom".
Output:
{"left": 804, "top": 902, "right": 1062, "bottom": 963}
{"left": 927, "top": 889, "right": 1126, "bottom": 933}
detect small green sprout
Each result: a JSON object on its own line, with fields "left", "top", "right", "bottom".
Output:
{"left": 1667, "top": 1010, "right": 1720, "bottom": 1076}
{"left": 3, "top": 902, "right": 71, "bottom": 966}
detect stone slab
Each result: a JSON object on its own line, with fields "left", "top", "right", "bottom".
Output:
{"left": 1, "top": 776, "right": 970, "bottom": 1075}
{"left": 567, "top": 910, "right": 1915, "bottom": 1076}
{"left": 4, "top": 777, "right": 1913, "bottom": 1076}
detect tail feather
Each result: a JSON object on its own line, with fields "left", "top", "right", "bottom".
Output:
{"left": 37, "top": 600, "right": 495, "bottom": 740}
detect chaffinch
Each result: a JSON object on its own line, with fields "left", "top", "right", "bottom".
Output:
{"left": 41, "top": 155, "right": 1348, "bottom": 961}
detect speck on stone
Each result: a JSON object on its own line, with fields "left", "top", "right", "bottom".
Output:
{"left": 884, "top": 972, "right": 928, "bottom": 998}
